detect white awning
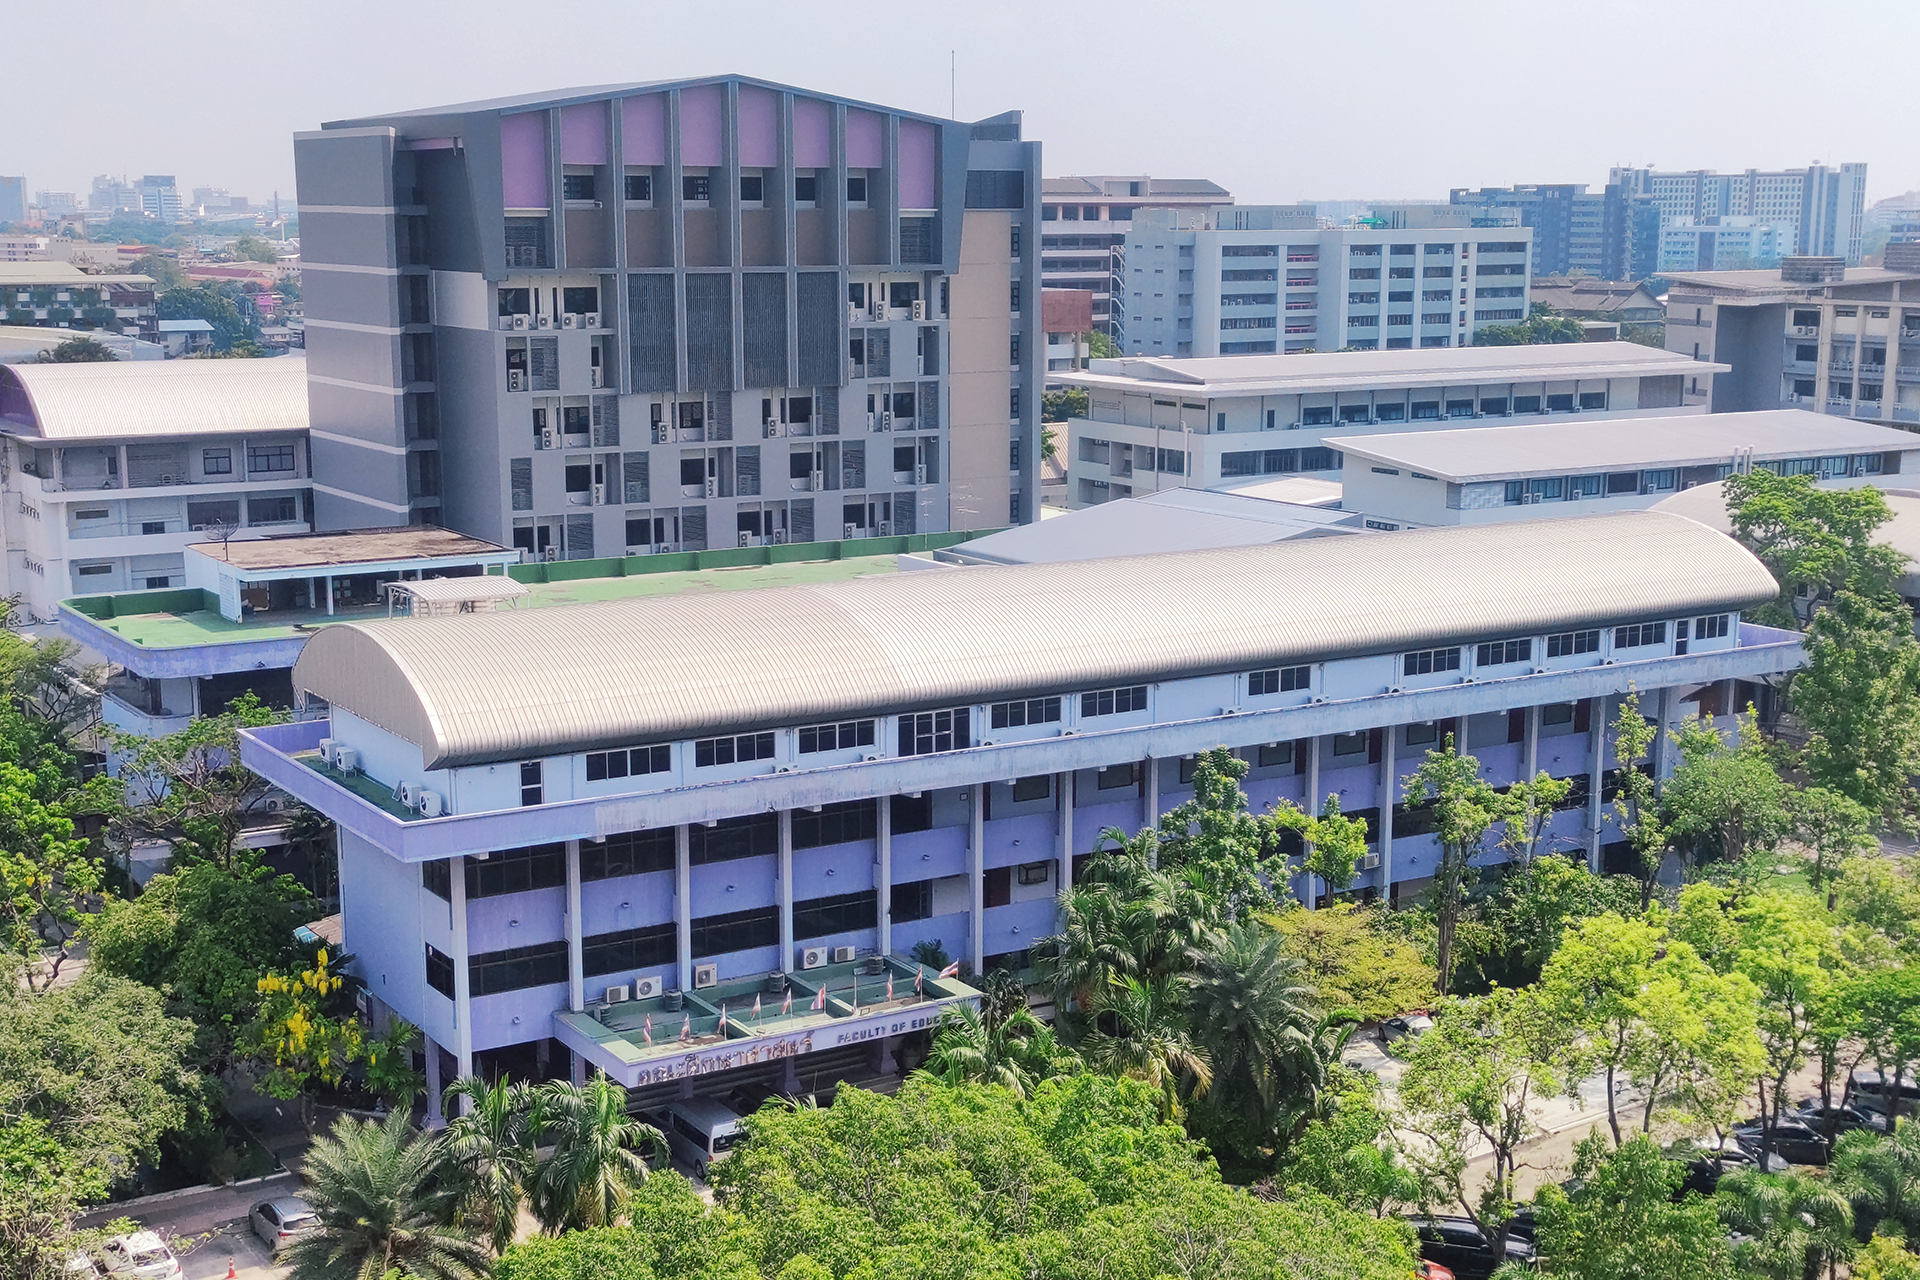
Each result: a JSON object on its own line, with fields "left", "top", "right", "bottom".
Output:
{"left": 385, "top": 576, "right": 530, "bottom": 617}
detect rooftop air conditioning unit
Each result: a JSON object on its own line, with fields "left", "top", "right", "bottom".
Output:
{"left": 843, "top": 522, "right": 857, "bottom": 538}
{"left": 831, "top": 946, "right": 857, "bottom": 964}
{"left": 765, "top": 417, "right": 782, "bottom": 438}
{"left": 1360, "top": 853, "right": 1382, "bottom": 870}
{"left": 334, "top": 747, "right": 359, "bottom": 773}
{"left": 772, "top": 530, "right": 787, "bottom": 545}
{"left": 318, "top": 736, "right": 334, "bottom": 761}
{"left": 585, "top": 311, "right": 600, "bottom": 328}
{"left": 633, "top": 975, "right": 662, "bottom": 1000}
{"left": 869, "top": 300, "right": 884, "bottom": 321}
{"left": 512, "top": 314, "right": 528, "bottom": 330}
{"left": 605, "top": 983, "right": 631, "bottom": 1004}
{"left": 693, "top": 963, "right": 719, "bottom": 989}
{"left": 498, "top": 315, "right": 515, "bottom": 331}
{"left": 704, "top": 477, "right": 717, "bottom": 498}
{"left": 914, "top": 464, "right": 926, "bottom": 485}
{"left": 911, "top": 299, "right": 925, "bottom": 320}
{"left": 536, "top": 314, "right": 551, "bottom": 329}
{"left": 417, "top": 790, "right": 444, "bottom": 817}
{"left": 738, "top": 531, "right": 751, "bottom": 548}
{"left": 544, "top": 548, "right": 559, "bottom": 562}
{"left": 507, "top": 370, "right": 525, "bottom": 392}
{"left": 801, "top": 946, "right": 828, "bottom": 970}
{"left": 655, "top": 542, "right": 674, "bottom": 554}
{"left": 877, "top": 520, "right": 891, "bottom": 536}
{"left": 561, "top": 313, "right": 577, "bottom": 329}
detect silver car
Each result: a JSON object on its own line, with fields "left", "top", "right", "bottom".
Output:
{"left": 96, "top": 1233, "right": 181, "bottom": 1280}
{"left": 249, "top": 1196, "right": 319, "bottom": 1254}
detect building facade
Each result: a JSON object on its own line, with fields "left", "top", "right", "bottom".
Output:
{"left": 0, "top": 177, "right": 23, "bottom": 226}
{"left": 0, "top": 262, "right": 158, "bottom": 336}
{"left": 1658, "top": 217, "right": 1794, "bottom": 273}
{"left": 295, "top": 76, "right": 1045, "bottom": 553}
{"left": 1449, "top": 182, "right": 1659, "bottom": 280}
{"left": 1612, "top": 164, "right": 1869, "bottom": 266}
{"left": 239, "top": 511, "right": 1800, "bottom": 1100}
{"left": 1119, "top": 209, "right": 1533, "bottom": 358}
{"left": 1039, "top": 176, "right": 1230, "bottom": 342}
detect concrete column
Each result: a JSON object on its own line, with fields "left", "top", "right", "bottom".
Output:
{"left": 877, "top": 794, "right": 892, "bottom": 957}
{"left": 1379, "top": 725, "right": 1397, "bottom": 903}
{"left": 447, "top": 855, "right": 473, "bottom": 1097}
{"left": 1144, "top": 756, "right": 1159, "bottom": 829}
{"left": 424, "top": 1033, "right": 444, "bottom": 1128}
{"left": 1303, "top": 735, "right": 1322, "bottom": 908}
{"left": 969, "top": 784, "right": 985, "bottom": 974}
{"left": 565, "top": 839, "right": 584, "bottom": 1013}
{"left": 1058, "top": 771, "right": 1074, "bottom": 883}
{"left": 778, "top": 809, "right": 795, "bottom": 972}
{"left": 1525, "top": 703, "right": 1541, "bottom": 781}
{"left": 1652, "top": 686, "right": 1676, "bottom": 783}
{"left": 323, "top": 575, "right": 334, "bottom": 615}
{"left": 675, "top": 824, "right": 692, "bottom": 992}
{"left": 1587, "top": 698, "right": 1606, "bottom": 873}
{"left": 1814, "top": 301, "right": 1833, "bottom": 409}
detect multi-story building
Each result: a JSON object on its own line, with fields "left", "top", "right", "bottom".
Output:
{"left": 1658, "top": 217, "right": 1794, "bottom": 273}
{"left": 35, "top": 192, "right": 78, "bottom": 216}
{"left": 0, "top": 177, "right": 25, "bottom": 226}
{"left": 0, "top": 262, "right": 158, "bottom": 336}
{"left": 138, "top": 176, "right": 182, "bottom": 223}
{"left": 238, "top": 510, "right": 1800, "bottom": 1103}
{"left": 1612, "top": 164, "right": 1869, "bottom": 265}
{"left": 0, "top": 358, "right": 313, "bottom": 619}
{"left": 1057, "top": 341, "right": 1722, "bottom": 507}
{"left": 1662, "top": 257, "right": 1920, "bottom": 426}
{"left": 1040, "top": 176, "right": 1230, "bottom": 341}
{"left": 295, "top": 75, "right": 1044, "bottom": 548}
{"left": 1336, "top": 409, "right": 1920, "bottom": 530}
{"left": 89, "top": 175, "right": 142, "bottom": 216}
{"left": 1119, "top": 208, "right": 1534, "bottom": 358}
{"left": 1449, "top": 183, "right": 1659, "bottom": 281}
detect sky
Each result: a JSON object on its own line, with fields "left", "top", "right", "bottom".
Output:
{"left": 8, "top": 0, "right": 1920, "bottom": 210}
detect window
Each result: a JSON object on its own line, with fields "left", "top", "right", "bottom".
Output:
{"left": 891, "top": 879, "right": 933, "bottom": 923}
{"left": 583, "top": 923, "right": 675, "bottom": 975}
{"left": 1012, "top": 775, "right": 1050, "bottom": 802}
{"left": 1547, "top": 629, "right": 1600, "bottom": 658}
{"left": 1332, "top": 731, "right": 1369, "bottom": 756}
{"left": 202, "top": 447, "right": 232, "bottom": 475}
{"left": 694, "top": 733, "right": 776, "bottom": 767}
{"left": 581, "top": 828, "right": 676, "bottom": 880}
{"left": 247, "top": 495, "right": 297, "bottom": 524}
{"left": 1578, "top": 391, "right": 1608, "bottom": 410}
{"left": 1257, "top": 742, "right": 1294, "bottom": 768}
{"left": 683, "top": 173, "right": 711, "bottom": 203}
{"left": 991, "top": 696, "right": 1061, "bottom": 729}
{"left": 585, "top": 744, "right": 672, "bottom": 782}
{"left": 1547, "top": 393, "right": 1575, "bottom": 412}
{"left": 1081, "top": 685, "right": 1148, "bottom": 717}
{"left": 1476, "top": 638, "right": 1531, "bottom": 666}
{"left": 425, "top": 944, "right": 455, "bottom": 998}
{"left": 1513, "top": 395, "right": 1542, "bottom": 413}
{"left": 1643, "top": 469, "right": 1677, "bottom": 492}
{"left": 1221, "top": 451, "right": 1259, "bottom": 478}
{"left": 1614, "top": 622, "right": 1667, "bottom": 649}
{"left": 1411, "top": 400, "right": 1440, "bottom": 420}
{"left": 1010, "top": 282, "right": 1022, "bottom": 312}
{"left": 793, "top": 799, "right": 877, "bottom": 849}
{"left": 1096, "top": 763, "right": 1136, "bottom": 790}
{"left": 1349, "top": 268, "right": 1380, "bottom": 280}
{"left": 797, "top": 719, "right": 877, "bottom": 754}
{"left": 690, "top": 905, "right": 778, "bottom": 958}
{"left": 794, "top": 174, "right": 817, "bottom": 203}
{"left": 1403, "top": 647, "right": 1462, "bottom": 677}
{"left": 1249, "top": 665, "right": 1311, "bottom": 695}
{"left": 247, "top": 444, "right": 295, "bottom": 474}
{"left": 1405, "top": 722, "right": 1438, "bottom": 746}
{"left": 422, "top": 859, "right": 451, "bottom": 901}
{"left": 793, "top": 890, "right": 877, "bottom": 940}
{"left": 1693, "top": 613, "right": 1731, "bottom": 640}
{"left": 519, "top": 761, "right": 543, "bottom": 806}
{"left": 469, "top": 940, "right": 568, "bottom": 996}
{"left": 739, "top": 174, "right": 764, "bottom": 203}
{"left": 460, "top": 842, "right": 563, "bottom": 897}
{"left": 624, "top": 173, "right": 652, "bottom": 202}
{"left": 1155, "top": 448, "right": 1184, "bottom": 475}
{"left": 562, "top": 173, "right": 596, "bottom": 202}
{"left": 1569, "top": 474, "right": 1602, "bottom": 499}
{"left": 1300, "top": 447, "right": 1339, "bottom": 471}
{"left": 1542, "top": 703, "right": 1576, "bottom": 726}
{"left": 1301, "top": 406, "right": 1334, "bottom": 426}
{"left": 899, "top": 708, "right": 970, "bottom": 756}
{"left": 689, "top": 813, "right": 778, "bottom": 865}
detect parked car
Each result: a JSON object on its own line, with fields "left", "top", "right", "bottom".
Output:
{"left": 1415, "top": 1261, "right": 1457, "bottom": 1280}
{"left": 646, "top": 1097, "right": 744, "bottom": 1181}
{"left": 1796, "top": 1100, "right": 1890, "bottom": 1138}
{"left": 1665, "top": 1138, "right": 1774, "bottom": 1197}
{"left": 1382, "top": 1013, "right": 1434, "bottom": 1047}
{"left": 1848, "top": 1069, "right": 1920, "bottom": 1117}
{"left": 1400, "top": 1215, "right": 1534, "bottom": 1280}
{"left": 64, "top": 1255, "right": 102, "bottom": 1280}
{"left": 95, "top": 1233, "right": 181, "bottom": 1280}
{"left": 250, "top": 1196, "right": 319, "bottom": 1253}
{"left": 1733, "top": 1116, "right": 1831, "bottom": 1166}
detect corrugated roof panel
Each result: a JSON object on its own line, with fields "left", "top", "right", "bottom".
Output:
{"left": 0, "top": 357, "right": 308, "bottom": 440}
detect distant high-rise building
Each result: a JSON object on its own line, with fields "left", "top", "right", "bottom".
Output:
{"left": 1039, "top": 176, "right": 1231, "bottom": 339}
{"left": 138, "top": 175, "right": 182, "bottom": 222}
{"left": 90, "top": 174, "right": 142, "bottom": 214}
{"left": 34, "top": 191, "right": 78, "bottom": 215}
{"left": 0, "top": 177, "right": 24, "bottom": 225}
{"left": 1657, "top": 217, "right": 1794, "bottom": 272}
{"left": 1611, "top": 163, "right": 1868, "bottom": 265}
{"left": 1449, "top": 183, "right": 1659, "bottom": 281}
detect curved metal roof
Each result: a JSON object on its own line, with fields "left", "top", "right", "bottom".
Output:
{"left": 0, "top": 356, "right": 308, "bottom": 440}
{"left": 293, "top": 511, "right": 1779, "bottom": 770}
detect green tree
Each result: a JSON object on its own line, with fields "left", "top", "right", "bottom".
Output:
{"left": 1271, "top": 1078, "right": 1431, "bottom": 1217}
{"left": 1660, "top": 712, "right": 1793, "bottom": 877}
{"left": 1087, "top": 329, "right": 1120, "bottom": 359}
{"left": 1154, "top": 746, "right": 1283, "bottom": 919}
{"left": 1473, "top": 302, "right": 1588, "bottom": 346}
{"left": 1724, "top": 469, "right": 1908, "bottom": 628}
{"left": 1794, "top": 787, "right": 1879, "bottom": 903}
{"left": 1723, "top": 889, "right": 1845, "bottom": 1163}
{"left": 1276, "top": 792, "right": 1373, "bottom": 905}
{"left": 527, "top": 1077, "right": 664, "bottom": 1233}
{"left": 156, "top": 281, "right": 258, "bottom": 351}
{"left": 0, "top": 759, "right": 102, "bottom": 992}
{"left": 1265, "top": 901, "right": 1436, "bottom": 1025}
{"left": 1040, "top": 386, "right": 1087, "bottom": 423}
{"left": 1402, "top": 735, "right": 1518, "bottom": 993}
{"left": 1184, "top": 919, "right": 1319, "bottom": 1157}
{"left": 1716, "top": 1167, "right": 1855, "bottom": 1280}
{"left": 923, "top": 1000, "right": 1074, "bottom": 1099}
{"left": 1833, "top": 1122, "right": 1920, "bottom": 1248}
{"left": 440, "top": 1075, "right": 543, "bottom": 1255}
{"left": 1606, "top": 691, "right": 1668, "bottom": 909}
{"left": 1498, "top": 771, "right": 1575, "bottom": 867}
{"left": 364, "top": 1017, "right": 427, "bottom": 1113}
{"left": 230, "top": 236, "right": 280, "bottom": 264}
{"left": 1527, "top": 1132, "right": 1734, "bottom": 1280}
{"left": 284, "top": 1110, "right": 488, "bottom": 1280}
{"left": 1078, "top": 973, "right": 1213, "bottom": 1120}
{"left": 241, "top": 949, "right": 365, "bottom": 1133}
{"left": 34, "top": 335, "right": 118, "bottom": 363}
{"left": 1794, "top": 582, "right": 1920, "bottom": 828}
{"left": 1446, "top": 855, "right": 1642, "bottom": 993}
{"left": 1537, "top": 912, "right": 1665, "bottom": 1145}
{"left": 107, "top": 691, "right": 292, "bottom": 871}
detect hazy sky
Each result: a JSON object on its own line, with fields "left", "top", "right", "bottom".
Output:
{"left": 9, "top": 0, "right": 1919, "bottom": 210}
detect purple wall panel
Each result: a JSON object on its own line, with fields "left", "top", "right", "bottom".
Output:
{"left": 560, "top": 102, "right": 607, "bottom": 166}
{"left": 679, "top": 84, "right": 725, "bottom": 167}
{"left": 846, "top": 109, "right": 884, "bottom": 170}
{"left": 793, "top": 97, "right": 831, "bottom": 168}
{"left": 579, "top": 870, "right": 675, "bottom": 936}
{"left": 621, "top": 94, "right": 667, "bottom": 166}
{"left": 890, "top": 911, "right": 969, "bottom": 962}
{"left": 466, "top": 887, "right": 565, "bottom": 954}
{"left": 792, "top": 842, "right": 876, "bottom": 899}
{"left": 899, "top": 118, "right": 937, "bottom": 210}
{"left": 982, "top": 812, "right": 1054, "bottom": 870}
{"left": 500, "top": 112, "right": 550, "bottom": 209}
{"left": 471, "top": 983, "right": 569, "bottom": 1052}
{"left": 690, "top": 855, "right": 777, "bottom": 916}
{"left": 737, "top": 86, "right": 779, "bottom": 168}
{"left": 983, "top": 898, "right": 1058, "bottom": 955}
{"left": 892, "top": 826, "right": 967, "bottom": 881}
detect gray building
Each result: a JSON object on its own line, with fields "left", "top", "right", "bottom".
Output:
{"left": 0, "top": 176, "right": 24, "bottom": 226}
{"left": 294, "top": 75, "right": 1044, "bottom": 556}
{"left": 1612, "top": 164, "right": 1869, "bottom": 266}
{"left": 1040, "top": 176, "right": 1230, "bottom": 340}
{"left": 1449, "top": 183, "right": 1659, "bottom": 280}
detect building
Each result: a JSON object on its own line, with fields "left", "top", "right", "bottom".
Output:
{"left": 1118, "top": 208, "right": 1534, "bottom": 358}
{"left": 156, "top": 318, "right": 215, "bottom": 357}
{"left": 0, "top": 357, "right": 314, "bottom": 619}
{"left": 1611, "top": 164, "right": 1869, "bottom": 266}
{"left": 1449, "top": 182, "right": 1659, "bottom": 280}
{"left": 1041, "top": 289, "right": 1092, "bottom": 373}
{"left": 1334, "top": 409, "right": 1920, "bottom": 529}
{"left": 89, "top": 175, "right": 142, "bottom": 216}
{"left": 1528, "top": 278, "right": 1663, "bottom": 324}
{"left": 1055, "top": 341, "right": 1724, "bottom": 507}
{"left": 236, "top": 510, "right": 1800, "bottom": 1101}
{"left": 0, "top": 177, "right": 23, "bottom": 226}
{"left": 1662, "top": 257, "right": 1920, "bottom": 425}
{"left": 138, "top": 176, "right": 182, "bottom": 223}
{"left": 1040, "top": 176, "right": 1231, "bottom": 340}
{"left": 1658, "top": 217, "right": 1794, "bottom": 273}
{"left": 0, "top": 325, "right": 164, "bottom": 364}
{"left": 0, "top": 235, "right": 51, "bottom": 263}
{"left": 0, "top": 261, "right": 158, "bottom": 336}
{"left": 35, "top": 192, "right": 78, "bottom": 216}
{"left": 295, "top": 74, "right": 1044, "bottom": 551}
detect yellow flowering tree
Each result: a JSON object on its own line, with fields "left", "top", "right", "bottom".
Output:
{"left": 242, "top": 949, "right": 365, "bottom": 1132}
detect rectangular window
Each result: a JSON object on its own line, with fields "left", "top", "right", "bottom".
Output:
{"left": 685, "top": 814, "right": 778, "bottom": 867}
{"left": 1402, "top": 647, "right": 1462, "bottom": 677}
{"left": 793, "top": 799, "right": 878, "bottom": 850}
{"left": 1411, "top": 400, "right": 1440, "bottom": 420}
{"left": 890, "top": 879, "right": 933, "bottom": 924}
{"left": 1542, "top": 703, "right": 1576, "bottom": 726}
{"left": 520, "top": 761, "right": 543, "bottom": 806}
{"left": 1476, "top": 638, "right": 1532, "bottom": 666}
{"left": 1614, "top": 622, "right": 1668, "bottom": 649}
{"left": 422, "top": 859, "right": 451, "bottom": 901}
{"left": 690, "top": 905, "right": 779, "bottom": 958}
{"left": 990, "top": 696, "right": 1061, "bottom": 729}
{"left": 1257, "top": 742, "right": 1293, "bottom": 768}
{"left": 793, "top": 890, "right": 878, "bottom": 941}
{"left": 1579, "top": 391, "right": 1608, "bottom": 410}
{"left": 1693, "top": 613, "right": 1731, "bottom": 640}
{"left": 466, "top": 843, "right": 566, "bottom": 898}
{"left": 1248, "top": 665, "right": 1311, "bottom": 696}
{"left": 469, "top": 940, "right": 569, "bottom": 997}
{"left": 739, "top": 174, "right": 764, "bottom": 203}
{"left": 1547, "top": 393, "right": 1575, "bottom": 412}
{"left": 1080, "top": 685, "right": 1148, "bottom": 718}
{"left": 585, "top": 744, "right": 672, "bottom": 782}
{"left": 563, "top": 173, "right": 596, "bottom": 202}
{"left": 583, "top": 923, "right": 676, "bottom": 976}
{"left": 1331, "top": 731, "right": 1369, "bottom": 756}
{"left": 898, "top": 708, "right": 970, "bottom": 756}
{"left": 793, "top": 174, "right": 817, "bottom": 203}
{"left": 202, "top": 447, "right": 232, "bottom": 475}
{"left": 1096, "top": 763, "right": 1135, "bottom": 790}
{"left": 425, "top": 944, "right": 455, "bottom": 999}
{"left": 624, "top": 173, "right": 652, "bottom": 202}
{"left": 247, "top": 495, "right": 297, "bottom": 524}
{"left": 1546, "top": 630, "right": 1600, "bottom": 658}
{"left": 694, "top": 732, "right": 776, "bottom": 767}
{"left": 581, "top": 828, "right": 676, "bottom": 880}
{"left": 1513, "top": 395, "right": 1542, "bottom": 413}
{"left": 1405, "top": 722, "right": 1438, "bottom": 746}
{"left": 797, "top": 719, "right": 877, "bottom": 754}
{"left": 247, "top": 444, "right": 295, "bottom": 474}
{"left": 1012, "top": 775, "right": 1051, "bottom": 803}
{"left": 682, "top": 174, "right": 711, "bottom": 203}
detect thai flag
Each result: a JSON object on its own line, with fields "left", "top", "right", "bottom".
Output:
{"left": 642, "top": 1014, "right": 652, "bottom": 1046}
{"left": 915, "top": 967, "right": 924, "bottom": 994}
{"left": 718, "top": 1003, "right": 728, "bottom": 1031}
{"left": 810, "top": 984, "right": 827, "bottom": 1011}
{"left": 752, "top": 993, "right": 762, "bottom": 1021}
{"left": 781, "top": 989, "right": 793, "bottom": 1016}
{"left": 938, "top": 960, "right": 961, "bottom": 979}
{"left": 680, "top": 1014, "right": 691, "bottom": 1041}
{"left": 886, "top": 973, "right": 894, "bottom": 1002}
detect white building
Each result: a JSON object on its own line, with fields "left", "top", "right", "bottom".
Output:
{"left": 1055, "top": 342, "right": 1725, "bottom": 508}
{"left": 1335, "top": 409, "right": 1920, "bottom": 530}
{"left": 1658, "top": 217, "right": 1794, "bottom": 272}
{"left": 1119, "top": 207, "right": 1533, "bottom": 359}
{"left": 0, "top": 357, "right": 313, "bottom": 618}
{"left": 1040, "top": 176, "right": 1232, "bottom": 341}
{"left": 1612, "top": 163, "right": 1869, "bottom": 265}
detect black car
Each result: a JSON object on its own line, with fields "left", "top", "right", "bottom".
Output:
{"left": 1848, "top": 1069, "right": 1920, "bottom": 1117}
{"left": 1797, "top": 1101, "right": 1890, "bottom": 1138}
{"left": 1402, "top": 1215, "right": 1536, "bottom": 1280}
{"left": 1667, "top": 1140, "right": 1766, "bottom": 1197}
{"left": 1733, "top": 1116, "right": 1831, "bottom": 1166}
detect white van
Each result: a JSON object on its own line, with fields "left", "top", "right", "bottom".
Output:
{"left": 648, "top": 1098, "right": 744, "bottom": 1181}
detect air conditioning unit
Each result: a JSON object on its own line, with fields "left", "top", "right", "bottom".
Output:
{"left": 265, "top": 796, "right": 285, "bottom": 814}
{"left": 561, "top": 313, "right": 577, "bottom": 329}
{"left": 605, "top": 983, "right": 631, "bottom": 1004}
{"left": 738, "top": 531, "right": 751, "bottom": 548}
{"left": 831, "top": 946, "right": 857, "bottom": 964}
{"left": 585, "top": 312, "right": 600, "bottom": 328}
{"left": 877, "top": 520, "right": 891, "bottom": 536}
{"left": 841, "top": 522, "right": 855, "bottom": 538}
{"left": 633, "top": 975, "right": 662, "bottom": 1000}
{"left": 498, "top": 315, "right": 515, "bottom": 331}
{"left": 693, "top": 963, "right": 719, "bottom": 989}
{"left": 655, "top": 542, "right": 674, "bottom": 554}
{"left": 704, "top": 477, "right": 717, "bottom": 498}
{"left": 772, "top": 530, "right": 787, "bottom": 545}
{"left": 914, "top": 464, "right": 926, "bottom": 485}
{"left": 655, "top": 424, "right": 670, "bottom": 444}
{"left": 801, "top": 947, "right": 828, "bottom": 970}
{"left": 318, "top": 737, "right": 334, "bottom": 761}
{"left": 869, "top": 301, "right": 884, "bottom": 321}
{"left": 507, "top": 370, "right": 525, "bottom": 392}
{"left": 765, "top": 417, "right": 782, "bottom": 438}
{"left": 512, "top": 314, "right": 528, "bottom": 330}
{"left": 536, "top": 314, "right": 552, "bottom": 329}
{"left": 544, "top": 548, "right": 559, "bottom": 562}
{"left": 591, "top": 483, "right": 605, "bottom": 505}
{"left": 911, "top": 299, "right": 925, "bottom": 320}
{"left": 881, "top": 411, "right": 893, "bottom": 429}
{"left": 417, "top": 790, "right": 444, "bottom": 817}
{"left": 334, "top": 747, "right": 359, "bottom": 773}
{"left": 1359, "top": 853, "right": 1382, "bottom": 871}
{"left": 589, "top": 366, "right": 604, "bottom": 388}
{"left": 540, "top": 427, "right": 557, "bottom": 450}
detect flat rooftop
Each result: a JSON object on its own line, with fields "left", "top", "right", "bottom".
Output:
{"left": 938, "top": 487, "right": 1360, "bottom": 566}
{"left": 1056, "top": 341, "right": 1725, "bottom": 398}
{"left": 0, "top": 261, "right": 155, "bottom": 288}
{"left": 1333, "top": 409, "right": 1918, "bottom": 482}
{"left": 1664, "top": 267, "right": 1920, "bottom": 297}
{"left": 192, "top": 526, "right": 511, "bottom": 572}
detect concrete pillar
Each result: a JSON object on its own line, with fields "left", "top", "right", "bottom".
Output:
{"left": 675, "top": 824, "right": 692, "bottom": 992}
{"left": 447, "top": 855, "right": 473, "bottom": 1099}
{"left": 1058, "top": 770, "right": 1074, "bottom": 884}
{"left": 1652, "top": 686, "right": 1676, "bottom": 783}
{"left": 323, "top": 575, "right": 334, "bottom": 615}
{"left": 1303, "top": 735, "right": 1321, "bottom": 907}
{"left": 1814, "top": 301, "right": 1833, "bottom": 410}
{"left": 877, "top": 794, "right": 892, "bottom": 956}
{"left": 1379, "top": 724, "right": 1397, "bottom": 903}
{"left": 1525, "top": 703, "right": 1541, "bottom": 781}
{"left": 1587, "top": 698, "right": 1606, "bottom": 873}
{"left": 778, "top": 809, "right": 795, "bottom": 972}
{"left": 565, "top": 839, "right": 584, "bottom": 1013}
{"left": 969, "top": 784, "right": 985, "bottom": 974}
{"left": 570, "top": 1051, "right": 585, "bottom": 1085}
{"left": 1144, "top": 756, "right": 1159, "bottom": 829}
{"left": 424, "top": 1033, "right": 444, "bottom": 1128}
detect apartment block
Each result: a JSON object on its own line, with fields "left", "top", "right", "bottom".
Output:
{"left": 0, "top": 262, "right": 158, "bottom": 336}
{"left": 1449, "top": 183, "right": 1659, "bottom": 280}
{"left": 1658, "top": 217, "right": 1794, "bottom": 273}
{"left": 1055, "top": 342, "right": 1723, "bottom": 506}
{"left": 1040, "top": 176, "right": 1230, "bottom": 341}
{"left": 1120, "top": 208, "right": 1533, "bottom": 358}
{"left": 1612, "top": 164, "right": 1869, "bottom": 266}
{"left": 295, "top": 75, "right": 1044, "bottom": 550}
{"left": 240, "top": 511, "right": 1800, "bottom": 1102}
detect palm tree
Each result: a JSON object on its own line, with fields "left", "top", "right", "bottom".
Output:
{"left": 527, "top": 1076, "right": 664, "bottom": 1233}
{"left": 438, "top": 1075, "right": 542, "bottom": 1254}
{"left": 1186, "top": 920, "right": 1318, "bottom": 1116}
{"left": 923, "top": 1001, "right": 1072, "bottom": 1099}
{"left": 1718, "top": 1167, "right": 1855, "bottom": 1280}
{"left": 1833, "top": 1121, "right": 1920, "bottom": 1246}
{"left": 283, "top": 1109, "right": 489, "bottom": 1280}
{"left": 1079, "top": 973, "right": 1213, "bottom": 1119}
